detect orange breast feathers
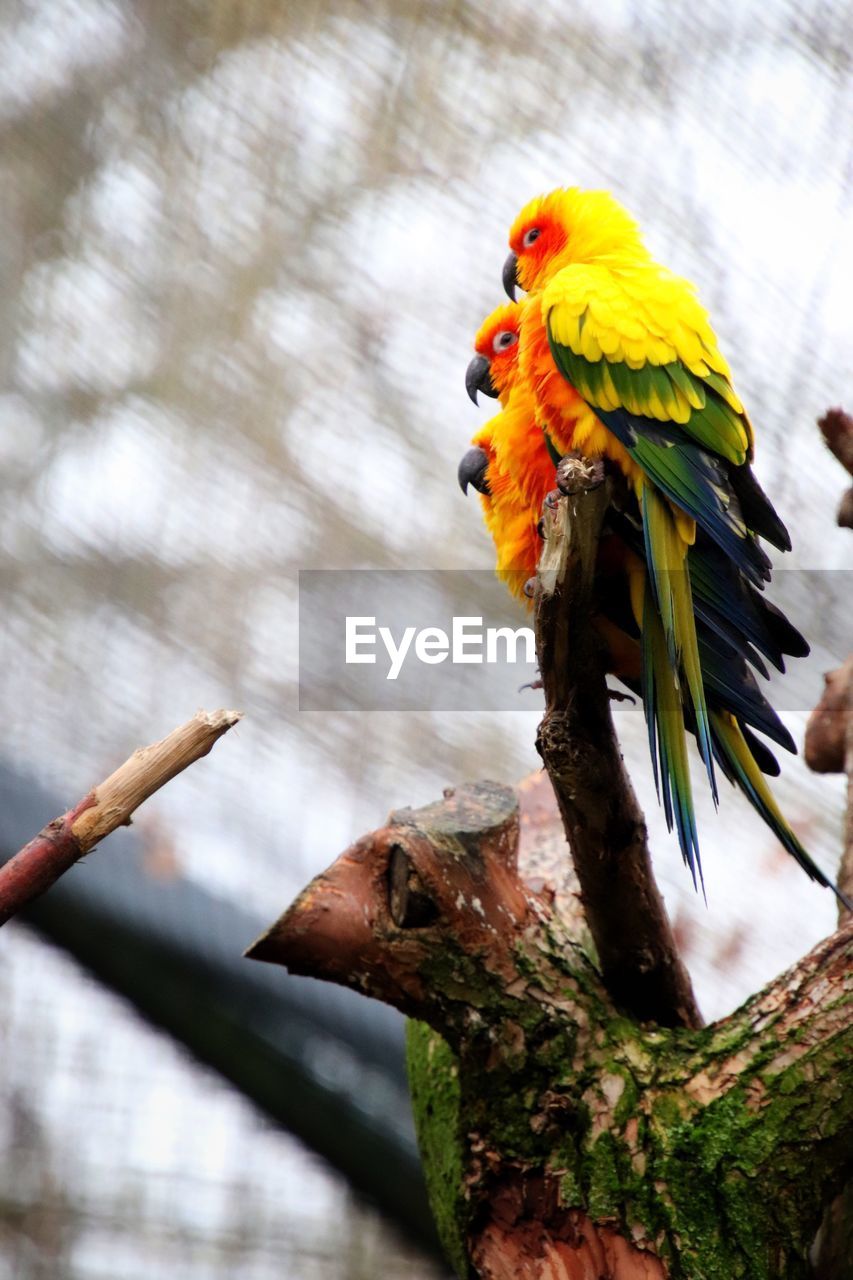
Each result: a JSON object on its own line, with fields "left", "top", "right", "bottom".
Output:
{"left": 472, "top": 301, "right": 526, "bottom": 404}
{"left": 490, "top": 384, "right": 558, "bottom": 514}
{"left": 464, "top": 307, "right": 647, "bottom": 676}
{"left": 471, "top": 383, "right": 557, "bottom": 602}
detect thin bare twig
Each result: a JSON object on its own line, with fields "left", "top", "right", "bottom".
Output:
{"left": 0, "top": 709, "right": 242, "bottom": 926}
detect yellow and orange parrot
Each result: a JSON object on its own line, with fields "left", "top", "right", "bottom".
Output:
{"left": 463, "top": 251, "right": 847, "bottom": 903}
{"left": 458, "top": 303, "right": 557, "bottom": 600}
{"left": 506, "top": 193, "right": 779, "bottom": 806}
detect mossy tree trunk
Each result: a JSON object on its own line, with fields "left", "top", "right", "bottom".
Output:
{"left": 249, "top": 446, "right": 853, "bottom": 1278}
{"left": 251, "top": 773, "right": 853, "bottom": 1277}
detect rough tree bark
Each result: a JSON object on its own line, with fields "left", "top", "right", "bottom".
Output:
{"left": 249, "top": 438, "right": 853, "bottom": 1277}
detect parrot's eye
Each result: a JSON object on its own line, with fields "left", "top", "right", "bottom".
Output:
{"left": 522, "top": 227, "right": 541, "bottom": 248}
{"left": 493, "top": 330, "right": 518, "bottom": 354}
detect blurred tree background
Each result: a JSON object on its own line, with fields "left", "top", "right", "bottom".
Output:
{"left": 0, "top": 0, "right": 851, "bottom": 1275}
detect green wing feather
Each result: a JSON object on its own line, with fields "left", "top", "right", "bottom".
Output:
{"left": 567, "top": 344, "right": 748, "bottom": 464}
{"left": 545, "top": 264, "right": 792, "bottom": 560}
{"left": 550, "top": 338, "right": 773, "bottom": 584}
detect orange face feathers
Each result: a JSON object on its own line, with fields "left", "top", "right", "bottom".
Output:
{"left": 471, "top": 301, "right": 523, "bottom": 402}
{"left": 507, "top": 197, "right": 568, "bottom": 294}
{"left": 507, "top": 187, "right": 648, "bottom": 293}
{"left": 473, "top": 302, "right": 521, "bottom": 358}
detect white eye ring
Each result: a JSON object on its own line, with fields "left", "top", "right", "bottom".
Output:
{"left": 492, "top": 330, "right": 518, "bottom": 353}
{"left": 522, "top": 227, "right": 541, "bottom": 248}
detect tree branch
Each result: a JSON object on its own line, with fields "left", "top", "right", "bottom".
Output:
{"left": 807, "top": 405, "right": 853, "bottom": 925}
{"left": 804, "top": 657, "right": 853, "bottom": 922}
{"left": 818, "top": 406, "right": 853, "bottom": 528}
{"left": 797, "top": 407, "right": 853, "bottom": 1278}
{"left": 533, "top": 458, "right": 701, "bottom": 1030}
{"left": 805, "top": 658, "right": 853, "bottom": 775}
{"left": 250, "top": 417, "right": 853, "bottom": 1276}
{"left": 250, "top": 780, "right": 853, "bottom": 1276}
{"left": 0, "top": 709, "right": 242, "bottom": 926}
{"left": 684, "top": 917, "right": 853, "bottom": 1111}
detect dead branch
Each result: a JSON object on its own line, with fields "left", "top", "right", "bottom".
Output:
{"left": 0, "top": 709, "right": 242, "bottom": 926}
{"left": 533, "top": 458, "right": 701, "bottom": 1029}
{"left": 805, "top": 659, "right": 853, "bottom": 775}
{"left": 804, "top": 407, "right": 853, "bottom": 1278}
{"left": 807, "top": 408, "right": 853, "bottom": 924}
{"left": 818, "top": 407, "right": 853, "bottom": 476}
{"left": 818, "top": 407, "right": 853, "bottom": 528}
{"left": 804, "top": 655, "right": 853, "bottom": 925}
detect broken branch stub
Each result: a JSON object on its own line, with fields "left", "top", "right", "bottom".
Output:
{"left": 246, "top": 781, "right": 540, "bottom": 1035}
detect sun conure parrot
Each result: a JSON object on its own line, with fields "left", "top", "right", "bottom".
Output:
{"left": 505, "top": 190, "right": 793, "bottom": 799}
{"left": 463, "top": 275, "right": 849, "bottom": 903}
{"left": 458, "top": 303, "right": 559, "bottom": 600}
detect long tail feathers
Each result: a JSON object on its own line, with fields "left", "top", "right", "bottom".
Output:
{"left": 710, "top": 711, "right": 853, "bottom": 911}
{"left": 641, "top": 481, "right": 717, "bottom": 804}
{"left": 642, "top": 578, "right": 703, "bottom": 890}
{"left": 698, "top": 638, "right": 797, "bottom": 754}
{"left": 605, "top": 508, "right": 808, "bottom": 677}
{"left": 687, "top": 537, "right": 808, "bottom": 673}
{"left": 583, "top": 471, "right": 839, "bottom": 907}
{"left": 740, "top": 725, "right": 781, "bottom": 777}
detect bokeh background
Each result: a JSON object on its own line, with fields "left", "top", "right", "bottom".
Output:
{"left": 1, "top": 0, "right": 851, "bottom": 1275}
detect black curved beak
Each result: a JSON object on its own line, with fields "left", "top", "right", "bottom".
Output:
{"left": 465, "top": 353, "right": 497, "bottom": 404}
{"left": 458, "top": 446, "right": 490, "bottom": 496}
{"left": 502, "top": 251, "right": 519, "bottom": 301}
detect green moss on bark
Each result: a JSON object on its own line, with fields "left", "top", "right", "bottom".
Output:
{"left": 405, "top": 1019, "right": 469, "bottom": 1278}
{"left": 401, "top": 856, "right": 852, "bottom": 1277}
{"left": 407, "top": 979, "right": 852, "bottom": 1278}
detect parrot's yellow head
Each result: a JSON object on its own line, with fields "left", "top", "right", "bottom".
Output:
{"left": 504, "top": 188, "right": 647, "bottom": 297}
{"left": 466, "top": 301, "right": 522, "bottom": 405}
